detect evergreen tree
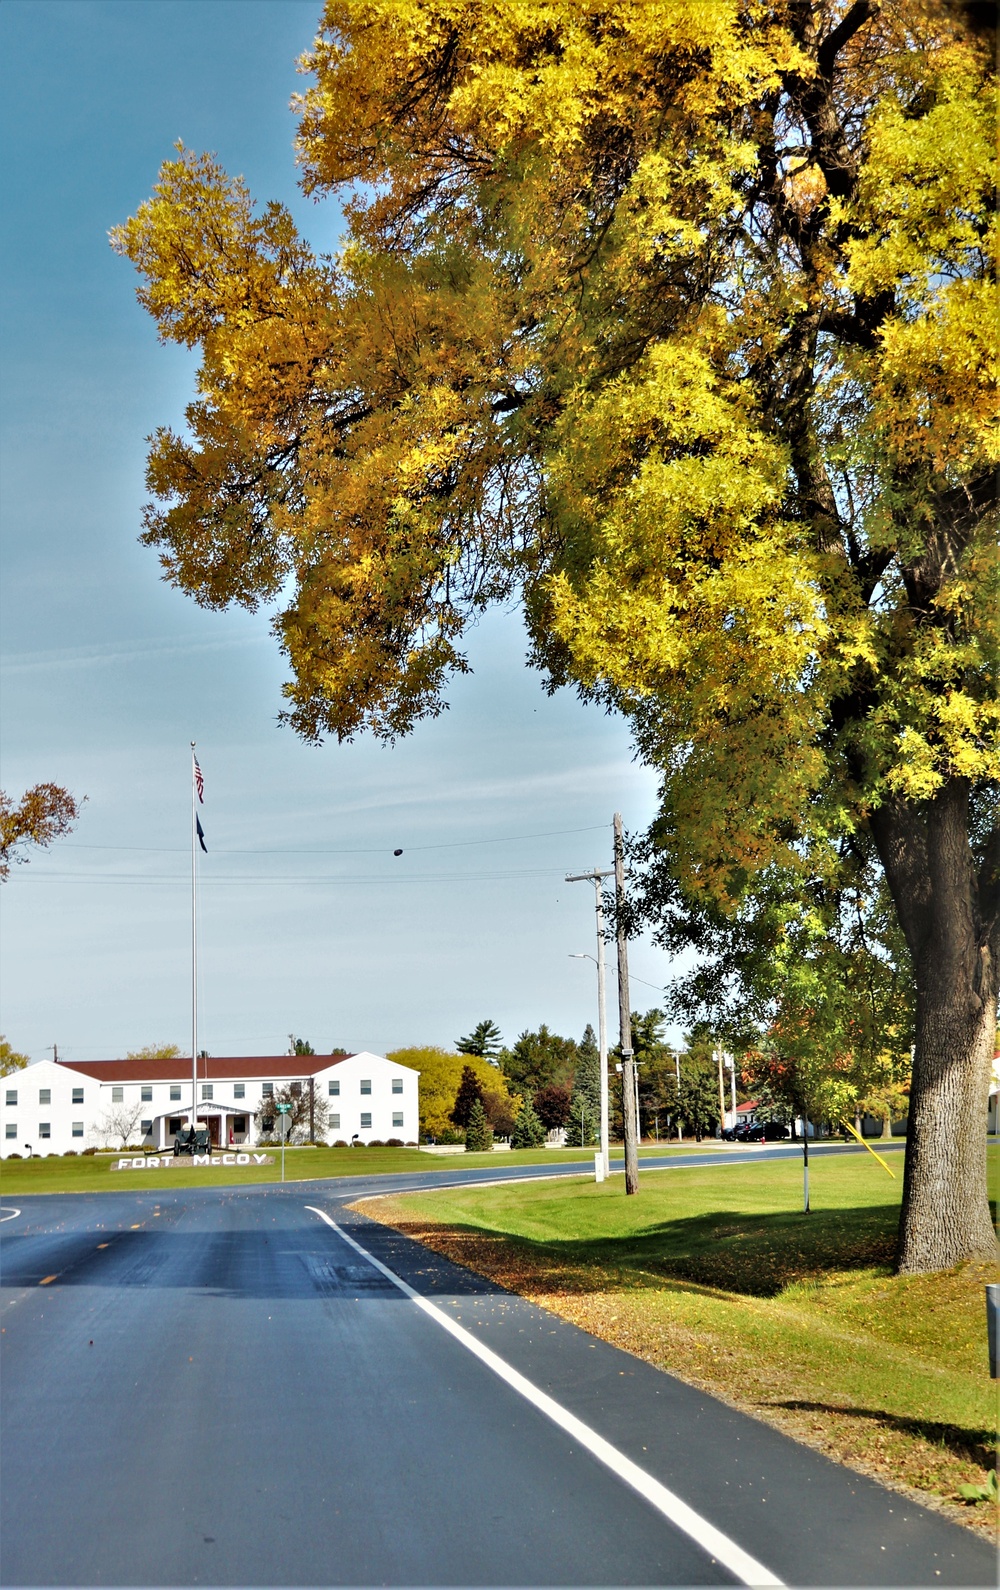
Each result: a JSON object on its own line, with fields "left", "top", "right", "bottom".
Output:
{"left": 464, "top": 1097, "right": 494, "bottom": 1152}
{"left": 510, "top": 1094, "right": 546, "bottom": 1149}
{"left": 499, "top": 1025, "right": 578, "bottom": 1095}
{"left": 456, "top": 1020, "right": 502, "bottom": 1061}
{"left": 565, "top": 1034, "right": 601, "bottom": 1148}
{"left": 449, "top": 1065, "right": 484, "bottom": 1129}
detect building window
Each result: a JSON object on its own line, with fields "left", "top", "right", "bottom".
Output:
{"left": 72, "top": 1087, "right": 84, "bottom": 1104}
{"left": 5, "top": 1090, "right": 16, "bottom": 1107}
{"left": 391, "top": 1078, "right": 403, "bottom": 1094}
{"left": 262, "top": 1082, "right": 274, "bottom": 1097}
{"left": 330, "top": 1113, "right": 340, "bottom": 1130}
{"left": 233, "top": 1116, "right": 247, "bottom": 1133}
{"left": 328, "top": 1079, "right": 340, "bottom": 1096}
{"left": 39, "top": 1123, "right": 51, "bottom": 1139}
{"left": 360, "top": 1113, "right": 371, "bottom": 1129}
{"left": 290, "top": 1080, "right": 302, "bottom": 1097}
{"left": 392, "top": 1113, "right": 404, "bottom": 1129}
{"left": 141, "top": 1085, "right": 153, "bottom": 1102}
{"left": 201, "top": 1084, "right": 213, "bottom": 1100}
{"left": 5, "top": 1123, "right": 16, "bottom": 1139}
{"left": 141, "top": 1120, "right": 153, "bottom": 1136}
{"left": 72, "top": 1122, "right": 84, "bottom": 1138}
{"left": 170, "top": 1085, "right": 181, "bottom": 1101}
{"left": 112, "top": 1085, "right": 124, "bottom": 1103}
{"left": 360, "top": 1079, "right": 371, "bottom": 1095}
{"left": 169, "top": 1118, "right": 183, "bottom": 1133}
{"left": 39, "top": 1088, "right": 51, "bottom": 1105}
{"left": 234, "top": 1084, "right": 245, "bottom": 1100}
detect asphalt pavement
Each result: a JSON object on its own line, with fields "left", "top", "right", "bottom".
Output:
{"left": 0, "top": 1159, "right": 992, "bottom": 1588}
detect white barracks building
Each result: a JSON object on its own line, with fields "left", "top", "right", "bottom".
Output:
{"left": 0, "top": 1051, "right": 419, "bottom": 1157}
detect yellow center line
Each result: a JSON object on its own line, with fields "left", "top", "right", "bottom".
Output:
{"left": 96, "top": 1243, "right": 109, "bottom": 1250}
{"left": 39, "top": 1275, "right": 58, "bottom": 1285}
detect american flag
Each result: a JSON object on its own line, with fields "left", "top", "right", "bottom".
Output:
{"left": 193, "top": 753, "right": 204, "bottom": 804}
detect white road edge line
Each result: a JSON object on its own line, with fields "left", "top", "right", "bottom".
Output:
{"left": 306, "top": 1205, "right": 783, "bottom": 1588}
{"left": 0, "top": 1207, "right": 21, "bottom": 1223}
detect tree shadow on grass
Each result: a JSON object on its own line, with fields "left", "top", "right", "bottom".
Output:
{"left": 765, "top": 1400, "right": 995, "bottom": 1469}
{"left": 396, "top": 1202, "right": 903, "bottom": 1298}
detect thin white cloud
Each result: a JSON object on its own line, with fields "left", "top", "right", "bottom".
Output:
{"left": 0, "top": 629, "right": 271, "bottom": 674}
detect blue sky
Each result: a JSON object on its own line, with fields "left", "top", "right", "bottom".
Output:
{"left": 0, "top": 0, "right": 670, "bottom": 1065}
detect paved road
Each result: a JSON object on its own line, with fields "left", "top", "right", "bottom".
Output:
{"left": 1, "top": 1166, "right": 991, "bottom": 1588}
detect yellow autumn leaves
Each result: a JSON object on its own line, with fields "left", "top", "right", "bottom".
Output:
{"left": 113, "top": 0, "right": 998, "bottom": 884}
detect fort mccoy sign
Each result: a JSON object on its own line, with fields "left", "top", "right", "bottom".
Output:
{"left": 111, "top": 1152, "right": 275, "bottom": 1171}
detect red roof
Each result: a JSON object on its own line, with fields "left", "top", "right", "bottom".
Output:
{"left": 735, "top": 1100, "right": 759, "bottom": 1115}
{"left": 60, "top": 1054, "right": 355, "bottom": 1083}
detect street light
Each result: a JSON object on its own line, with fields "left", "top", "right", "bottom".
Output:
{"left": 568, "top": 946, "right": 609, "bottom": 1177}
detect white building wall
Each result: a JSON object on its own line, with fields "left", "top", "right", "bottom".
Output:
{"left": 317, "top": 1052, "right": 419, "bottom": 1144}
{"left": 1, "top": 1059, "right": 100, "bottom": 1157}
{"left": 0, "top": 1052, "right": 421, "bottom": 1156}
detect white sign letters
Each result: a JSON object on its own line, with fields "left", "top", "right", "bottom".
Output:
{"left": 111, "top": 1153, "right": 274, "bottom": 1171}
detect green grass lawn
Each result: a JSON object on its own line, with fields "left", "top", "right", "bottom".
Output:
{"left": 356, "top": 1149, "right": 1000, "bottom": 1528}
{"left": 0, "top": 1145, "right": 431, "bottom": 1193}
{"left": 0, "top": 1137, "right": 738, "bottom": 1196}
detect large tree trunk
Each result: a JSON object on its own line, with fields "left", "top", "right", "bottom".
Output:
{"left": 870, "top": 783, "right": 999, "bottom": 1274}
{"left": 897, "top": 968, "right": 996, "bottom": 1272}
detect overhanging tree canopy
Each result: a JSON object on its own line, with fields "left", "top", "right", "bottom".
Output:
{"left": 114, "top": 0, "right": 998, "bottom": 1271}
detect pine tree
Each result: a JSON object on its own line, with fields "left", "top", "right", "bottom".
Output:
{"left": 510, "top": 1094, "right": 546, "bottom": 1149}
{"left": 464, "top": 1097, "right": 494, "bottom": 1152}
{"left": 449, "top": 1065, "right": 484, "bottom": 1129}
{"left": 456, "top": 1020, "right": 502, "bottom": 1061}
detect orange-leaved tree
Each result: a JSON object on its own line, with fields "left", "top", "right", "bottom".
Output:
{"left": 0, "top": 784, "right": 82, "bottom": 880}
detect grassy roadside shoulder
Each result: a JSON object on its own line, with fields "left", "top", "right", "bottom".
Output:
{"left": 353, "top": 1154, "right": 999, "bottom": 1537}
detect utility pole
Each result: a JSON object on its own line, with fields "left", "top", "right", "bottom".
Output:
{"left": 614, "top": 813, "right": 639, "bottom": 1195}
{"left": 48, "top": 1044, "right": 58, "bottom": 1064}
{"left": 566, "top": 866, "right": 614, "bottom": 1177}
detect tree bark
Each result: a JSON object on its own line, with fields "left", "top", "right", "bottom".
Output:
{"left": 870, "top": 784, "right": 999, "bottom": 1273}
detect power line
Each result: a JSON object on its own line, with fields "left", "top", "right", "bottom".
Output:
{"left": 12, "top": 866, "right": 575, "bottom": 886}
{"left": 59, "top": 823, "right": 610, "bottom": 858}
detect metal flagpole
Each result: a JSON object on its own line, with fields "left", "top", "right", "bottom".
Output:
{"left": 191, "top": 742, "right": 198, "bottom": 1141}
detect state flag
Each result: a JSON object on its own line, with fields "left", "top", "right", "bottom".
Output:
{"left": 196, "top": 815, "right": 207, "bottom": 853}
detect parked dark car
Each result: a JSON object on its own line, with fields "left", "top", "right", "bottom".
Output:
{"left": 741, "top": 1120, "right": 789, "bottom": 1142}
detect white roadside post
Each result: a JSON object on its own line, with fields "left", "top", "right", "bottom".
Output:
{"left": 277, "top": 1102, "right": 292, "bottom": 1182}
{"left": 724, "top": 1052, "right": 737, "bottom": 1134}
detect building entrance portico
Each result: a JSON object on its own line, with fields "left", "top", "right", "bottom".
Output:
{"left": 153, "top": 1101, "right": 251, "bottom": 1151}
